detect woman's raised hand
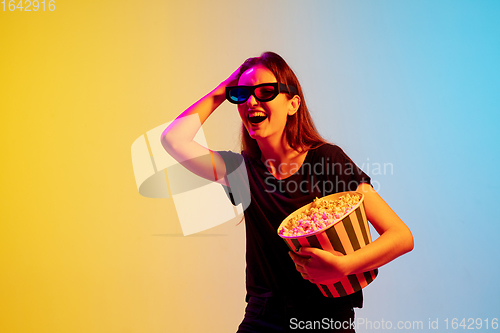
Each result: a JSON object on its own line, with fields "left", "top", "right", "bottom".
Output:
{"left": 160, "top": 64, "right": 246, "bottom": 186}
{"left": 223, "top": 65, "right": 243, "bottom": 87}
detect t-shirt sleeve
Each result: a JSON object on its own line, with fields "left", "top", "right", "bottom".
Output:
{"left": 217, "top": 150, "right": 251, "bottom": 208}
{"left": 320, "top": 144, "right": 371, "bottom": 191}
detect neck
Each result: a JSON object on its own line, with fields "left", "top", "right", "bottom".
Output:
{"left": 257, "top": 133, "right": 291, "bottom": 162}
{"left": 256, "top": 134, "right": 306, "bottom": 179}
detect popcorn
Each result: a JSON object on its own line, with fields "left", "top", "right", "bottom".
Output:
{"left": 278, "top": 193, "right": 361, "bottom": 237}
{"left": 277, "top": 192, "right": 379, "bottom": 298}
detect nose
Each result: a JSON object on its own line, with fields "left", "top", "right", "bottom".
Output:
{"left": 246, "top": 93, "right": 258, "bottom": 107}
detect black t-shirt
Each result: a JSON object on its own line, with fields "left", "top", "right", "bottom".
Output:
{"left": 218, "top": 144, "right": 371, "bottom": 308}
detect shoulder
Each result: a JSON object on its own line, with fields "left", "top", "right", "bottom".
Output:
{"left": 217, "top": 150, "right": 245, "bottom": 173}
{"left": 307, "top": 144, "right": 361, "bottom": 169}
{"left": 218, "top": 150, "right": 242, "bottom": 161}
{"left": 217, "top": 150, "right": 262, "bottom": 174}
{"left": 309, "top": 143, "right": 346, "bottom": 160}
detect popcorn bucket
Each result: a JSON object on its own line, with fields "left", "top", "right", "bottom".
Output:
{"left": 278, "top": 191, "right": 378, "bottom": 298}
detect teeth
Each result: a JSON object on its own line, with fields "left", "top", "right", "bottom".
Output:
{"left": 249, "top": 111, "right": 266, "bottom": 117}
{"left": 247, "top": 111, "right": 268, "bottom": 124}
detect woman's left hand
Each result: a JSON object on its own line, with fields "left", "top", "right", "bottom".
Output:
{"left": 288, "top": 247, "right": 349, "bottom": 284}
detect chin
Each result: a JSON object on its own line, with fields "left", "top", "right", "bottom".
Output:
{"left": 244, "top": 125, "right": 261, "bottom": 140}
{"left": 248, "top": 132, "right": 262, "bottom": 140}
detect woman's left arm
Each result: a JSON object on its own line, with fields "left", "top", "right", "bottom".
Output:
{"left": 289, "top": 183, "right": 414, "bottom": 283}
{"left": 343, "top": 182, "right": 414, "bottom": 273}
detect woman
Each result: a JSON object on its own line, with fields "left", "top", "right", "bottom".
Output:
{"left": 161, "top": 52, "right": 413, "bottom": 332}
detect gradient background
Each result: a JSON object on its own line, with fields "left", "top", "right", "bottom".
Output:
{"left": 1, "top": 1, "right": 499, "bottom": 332}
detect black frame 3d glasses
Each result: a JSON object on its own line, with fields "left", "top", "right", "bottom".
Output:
{"left": 225, "top": 82, "right": 298, "bottom": 104}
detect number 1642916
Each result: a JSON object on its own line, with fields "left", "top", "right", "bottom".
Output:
{"left": 444, "top": 318, "right": 498, "bottom": 330}
{"left": 2, "top": 0, "right": 55, "bottom": 11}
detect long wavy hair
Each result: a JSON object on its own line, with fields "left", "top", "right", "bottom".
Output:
{"left": 236, "top": 52, "right": 327, "bottom": 158}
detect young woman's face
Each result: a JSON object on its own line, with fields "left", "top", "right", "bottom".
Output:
{"left": 237, "top": 65, "right": 299, "bottom": 143}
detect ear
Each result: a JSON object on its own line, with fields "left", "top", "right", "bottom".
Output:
{"left": 287, "top": 95, "right": 301, "bottom": 116}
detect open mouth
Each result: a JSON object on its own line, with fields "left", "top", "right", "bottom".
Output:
{"left": 248, "top": 111, "right": 268, "bottom": 124}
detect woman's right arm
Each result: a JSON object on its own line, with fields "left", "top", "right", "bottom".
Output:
{"left": 160, "top": 67, "right": 241, "bottom": 186}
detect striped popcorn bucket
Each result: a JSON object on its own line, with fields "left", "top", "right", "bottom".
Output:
{"left": 278, "top": 191, "right": 378, "bottom": 298}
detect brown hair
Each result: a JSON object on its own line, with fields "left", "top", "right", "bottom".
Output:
{"left": 236, "top": 52, "right": 327, "bottom": 158}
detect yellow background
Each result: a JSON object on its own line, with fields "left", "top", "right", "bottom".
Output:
{"left": 0, "top": 1, "right": 264, "bottom": 332}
